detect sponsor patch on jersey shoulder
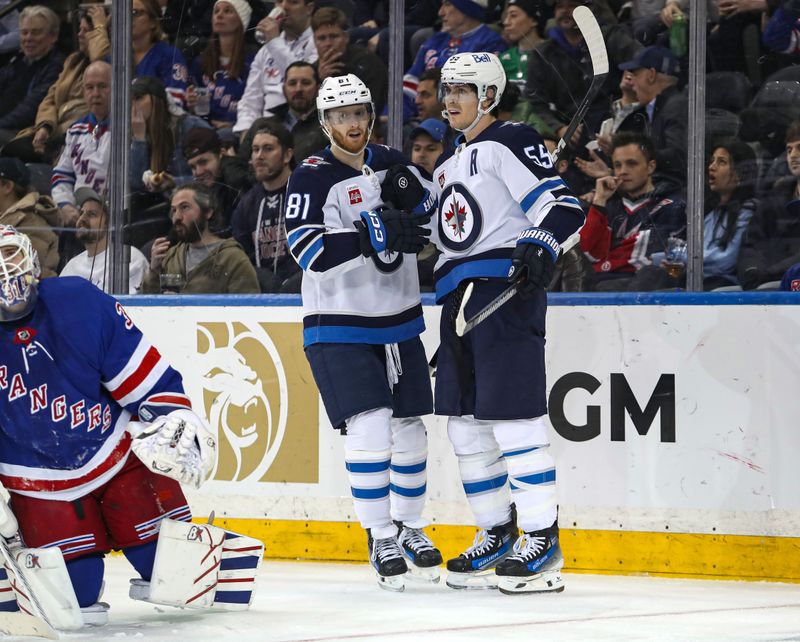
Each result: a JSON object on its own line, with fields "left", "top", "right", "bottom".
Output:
{"left": 791, "top": 279, "right": 800, "bottom": 292}
{"left": 438, "top": 171, "right": 445, "bottom": 188}
{"left": 437, "top": 182, "right": 482, "bottom": 251}
{"left": 347, "top": 185, "right": 363, "bottom": 205}
{"left": 302, "top": 156, "right": 330, "bottom": 168}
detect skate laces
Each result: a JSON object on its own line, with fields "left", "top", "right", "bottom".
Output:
{"left": 373, "top": 537, "right": 403, "bottom": 563}
{"left": 399, "top": 527, "right": 435, "bottom": 553}
{"left": 462, "top": 528, "right": 497, "bottom": 559}
{"left": 508, "top": 533, "right": 546, "bottom": 562}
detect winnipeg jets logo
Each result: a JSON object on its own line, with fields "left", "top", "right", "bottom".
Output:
{"left": 437, "top": 182, "right": 482, "bottom": 251}
{"left": 444, "top": 197, "right": 468, "bottom": 238}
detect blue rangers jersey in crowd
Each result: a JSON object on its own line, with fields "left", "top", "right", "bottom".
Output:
{"left": 190, "top": 51, "right": 256, "bottom": 125}
{"left": 286, "top": 145, "right": 430, "bottom": 346}
{"left": 136, "top": 40, "right": 190, "bottom": 110}
{"left": 430, "top": 120, "right": 585, "bottom": 301}
{"left": 0, "top": 278, "right": 192, "bottom": 501}
{"left": 402, "top": 25, "right": 506, "bottom": 121}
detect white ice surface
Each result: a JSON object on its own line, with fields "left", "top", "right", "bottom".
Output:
{"left": 7, "top": 557, "right": 800, "bottom": 642}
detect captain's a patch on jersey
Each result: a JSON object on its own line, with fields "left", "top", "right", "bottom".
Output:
{"left": 347, "top": 185, "right": 363, "bottom": 205}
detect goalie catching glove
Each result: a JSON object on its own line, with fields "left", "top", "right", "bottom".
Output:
{"left": 128, "top": 409, "right": 216, "bottom": 489}
{"left": 380, "top": 164, "right": 437, "bottom": 217}
{"left": 355, "top": 208, "right": 431, "bottom": 256}
{"left": 508, "top": 227, "right": 560, "bottom": 297}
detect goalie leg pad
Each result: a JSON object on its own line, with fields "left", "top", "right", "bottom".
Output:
{"left": 211, "top": 531, "right": 265, "bottom": 611}
{"left": 129, "top": 518, "right": 226, "bottom": 609}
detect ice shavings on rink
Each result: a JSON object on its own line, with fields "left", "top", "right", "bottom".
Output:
{"left": 6, "top": 557, "right": 800, "bottom": 642}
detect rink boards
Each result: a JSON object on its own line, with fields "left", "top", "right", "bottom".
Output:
{"left": 120, "top": 292, "right": 800, "bottom": 582}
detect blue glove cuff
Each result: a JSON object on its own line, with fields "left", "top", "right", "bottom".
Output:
{"left": 516, "top": 227, "right": 560, "bottom": 261}
{"left": 412, "top": 189, "right": 438, "bottom": 217}
{"left": 359, "top": 210, "right": 387, "bottom": 253}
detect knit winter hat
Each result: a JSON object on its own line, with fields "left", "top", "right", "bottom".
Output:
{"left": 214, "top": 0, "right": 252, "bottom": 30}
{"left": 447, "top": 0, "right": 488, "bottom": 21}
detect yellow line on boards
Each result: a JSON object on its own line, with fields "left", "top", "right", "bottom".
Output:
{"left": 198, "top": 517, "right": 800, "bottom": 583}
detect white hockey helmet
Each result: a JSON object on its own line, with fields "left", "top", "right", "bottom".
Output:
{"left": 316, "top": 74, "right": 375, "bottom": 156}
{"left": 439, "top": 52, "right": 507, "bottom": 133}
{"left": 0, "top": 224, "right": 40, "bottom": 322}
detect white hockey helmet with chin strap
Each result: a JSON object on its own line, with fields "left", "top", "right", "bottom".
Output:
{"left": 316, "top": 74, "right": 375, "bottom": 156}
{"left": 0, "top": 224, "right": 40, "bottom": 322}
{"left": 439, "top": 52, "right": 507, "bottom": 134}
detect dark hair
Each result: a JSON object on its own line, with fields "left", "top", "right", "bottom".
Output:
{"left": 419, "top": 67, "right": 442, "bottom": 88}
{"left": 311, "top": 6, "right": 349, "bottom": 30}
{"left": 707, "top": 139, "right": 757, "bottom": 250}
{"left": 786, "top": 120, "right": 800, "bottom": 144}
{"left": 143, "top": 89, "right": 175, "bottom": 173}
{"left": 497, "top": 82, "right": 520, "bottom": 117}
{"left": 610, "top": 131, "right": 656, "bottom": 162}
{"left": 285, "top": 60, "right": 320, "bottom": 85}
{"left": 173, "top": 181, "right": 217, "bottom": 215}
{"left": 139, "top": 0, "right": 164, "bottom": 42}
{"left": 251, "top": 122, "right": 296, "bottom": 169}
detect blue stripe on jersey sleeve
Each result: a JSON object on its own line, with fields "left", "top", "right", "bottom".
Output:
{"left": 520, "top": 177, "right": 567, "bottom": 214}
{"left": 295, "top": 231, "right": 362, "bottom": 273}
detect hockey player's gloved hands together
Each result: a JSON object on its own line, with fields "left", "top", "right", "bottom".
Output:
{"left": 381, "top": 165, "right": 436, "bottom": 219}
{"left": 508, "top": 227, "right": 560, "bottom": 297}
{"left": 355, "top": 208, "right": 431, "bottom": 256}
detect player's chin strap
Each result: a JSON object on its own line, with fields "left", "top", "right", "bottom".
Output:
{"left": 443, "top": 95, "right": 499, "bottom": 137}
{"left": 129, "top": 516, "right": 265, "bottom": 611}
{"left": 322, "top": 114, "right": 375, "bottom": 159}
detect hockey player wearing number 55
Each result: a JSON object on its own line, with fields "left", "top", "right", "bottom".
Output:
{"left": 285, "top": 74, "right": 442, "bottom": 592}
{"left": 430, "top": 53, "right": 585, "bottom": 594}
{"left": 0, "top": 225, "right": 264, "bottom": 635}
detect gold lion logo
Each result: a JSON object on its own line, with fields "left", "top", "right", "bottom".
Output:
{"left": 197, "top": 321, "right": 318, "bottom": 483}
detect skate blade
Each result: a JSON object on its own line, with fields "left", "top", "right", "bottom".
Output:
{"left": 404, "top": 561, "right": 441, "bottom": 584}
{"left": 445, "top": 570, "right": 499, "bottom": 590}
{"left": 376, "top": 573, "right": 406, "bottom": 592}
{"left": 498, "top": 570, "right": 564, "bottom": 595}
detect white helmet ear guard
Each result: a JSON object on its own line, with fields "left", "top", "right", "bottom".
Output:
{"left": 439, "top": 52, "right": 507, "bottom": 133}
{"left": 316, "top": 74, "right": 375, "bottom": 156}
{"left": 0, "top": 224, "right": 40, "bottom": 322}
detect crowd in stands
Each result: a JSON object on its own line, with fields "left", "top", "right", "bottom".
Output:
{"left": 1, "top": 0, "right": 799, "bottom": 294}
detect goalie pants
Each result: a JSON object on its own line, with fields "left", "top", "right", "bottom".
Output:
{"left": 10, "top": 454, "right": 191, "bottom": 561}
{"left": 435, "top": 279, "right": 556, "bottom": 532}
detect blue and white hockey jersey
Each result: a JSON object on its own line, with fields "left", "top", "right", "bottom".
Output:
{"left": 286, "top": 145, "right": 429, "bottom": 346}
{"left": 136, "top": 40, "right": 190, "bottom": 110}
{"left": 431, "top": 120, "right": 585, "bottom": 301}
{"left": 0, "top": 278, "right": 191, "bottom": 501}
{"left": 51, "top": 113, "right": 110, "bottom": 208}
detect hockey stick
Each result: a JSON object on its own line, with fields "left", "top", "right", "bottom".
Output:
{"left": 0, "top": 537, "right": 59, "bottom": 639}
{"left": 454, "top": 6, "right": 608, "bottom": 338}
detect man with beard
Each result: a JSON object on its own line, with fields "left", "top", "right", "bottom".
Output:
{"left": 240, "top": 61, "right": 328, "bottom": 164}
{"left": 142, "top": 182, "right": 259, "bottom": 294}
{"left": 231, "top": 122, "right": 301, "bottom": 292}
{"left": 60, "top": 187, "right": 149, "bottom": 293}
{"left": 285, "top": 74, "right": 442, "bottom": 591}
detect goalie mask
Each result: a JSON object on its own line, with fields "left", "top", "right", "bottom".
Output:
{"left": 0, "top": 224, "right": 40, "bottom": 322}
{"left": 439, "top": 52, "right": 507, "bottom": 135}
{"left": 316, "top": 74, "right": 375, "bottom": 157}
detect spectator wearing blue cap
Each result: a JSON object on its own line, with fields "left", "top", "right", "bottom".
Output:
{"left": 616, "top": 45, "right": 687, "bottom": 189}
{"left": 0, "top": 157, "right": 59, "bottom": 277}
{"left": 409, "top": 119, "right": 446, "bottom": 176}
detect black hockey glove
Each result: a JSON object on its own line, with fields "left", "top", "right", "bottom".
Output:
{"left": 355, "top": 208, "right": 431, "bottom": 257}
{"left": 508, "top": 227, "right": 559, "bottom": 298}
{"left": 381, "top": 164, "right": 436, "bottom": 220}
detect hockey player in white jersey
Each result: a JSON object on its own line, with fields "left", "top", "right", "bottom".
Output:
{"left": 428, "top": 53, "right": 586, "bottom": 594}
{"left": 285, "top": 74, "right": 442, "bottom": 591}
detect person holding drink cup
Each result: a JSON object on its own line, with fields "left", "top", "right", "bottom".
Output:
{"left": 188, "top": 1, "right": 256, "bottom": 130}
{"left": 234, "top": 0, "right": 318, "bottom": 137}
{"left": 142, "top": 182, "right": 260, "bottom": 294}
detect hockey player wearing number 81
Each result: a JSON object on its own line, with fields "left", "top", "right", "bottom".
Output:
{"left": 285, "top": 74, "right": 442, "bottom": 592}
{"left": 429, "top": 52, "right": 586, "bottom": 594}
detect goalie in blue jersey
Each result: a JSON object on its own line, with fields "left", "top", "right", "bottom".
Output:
{"left": 0, "top": 225, "right": 262, "bottom": 634}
